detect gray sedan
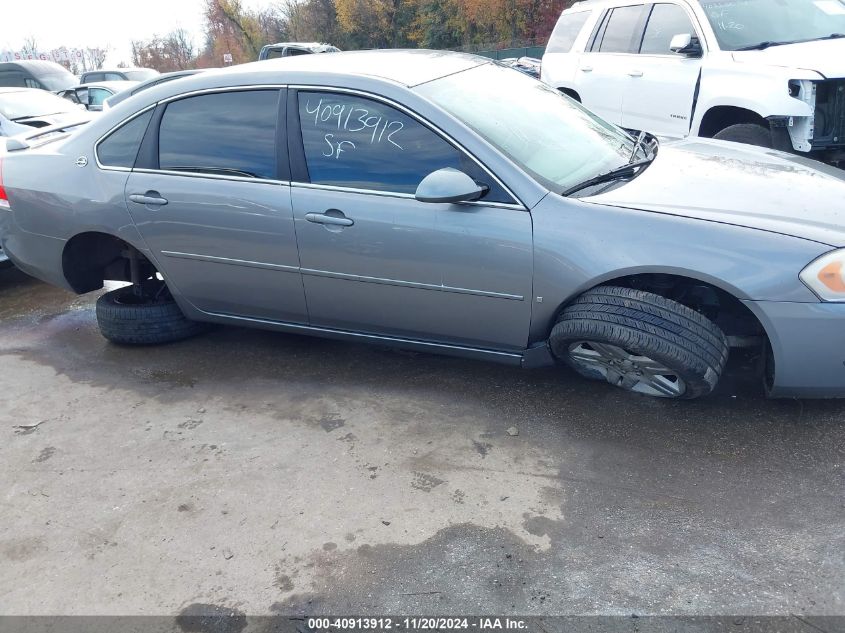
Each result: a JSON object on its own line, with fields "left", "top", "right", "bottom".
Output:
{"left": 2, "top": 50, "right": 845, "bottom": 399}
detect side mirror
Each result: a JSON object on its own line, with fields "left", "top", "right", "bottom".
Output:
{"left": 415, "top": 168, "right": 486, "bottom": 204}
{"left": 670, "top": 33, "right": 703, "bottom": 57}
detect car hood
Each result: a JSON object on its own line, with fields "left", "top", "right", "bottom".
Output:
{"left": 584, "top": 139, "right": 845, "bottom": 247}
{"left": 731, "top": 39, "right": 845, "bottom": 78}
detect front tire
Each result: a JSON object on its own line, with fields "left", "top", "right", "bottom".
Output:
{"left": 713, "top": 123, "right": 773, "bottom": 149}
{"left": 549, "top": 286, "right": 729, "bottom": 399}
{"left": 96, "top": 284, "right": 207, "bottom": 345}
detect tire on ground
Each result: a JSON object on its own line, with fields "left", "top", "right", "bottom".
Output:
{"left": 96, "top": 285, "right": 207, "bottom": 345}
{"left": 549, "top": 286, "right": 729, "bottom": 399}
{"left": 713, "top": 123, "right": 773, "bottom": 149}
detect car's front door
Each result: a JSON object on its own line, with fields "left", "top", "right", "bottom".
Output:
{"left": 575, "top": 4, "right": 650, "bottom": 125}
{"left": 289, "top": 89, "right": 533, "bottom": 351}
{"left": 123, "top": 88, "right": 308, "bottom": 323}
{"left": 620, "top": 3, "right": 704, "bottom": 136}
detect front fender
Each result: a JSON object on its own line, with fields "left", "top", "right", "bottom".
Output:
{"left": 691, "top": 64, "right": 819, "bottom": 134}
{"left": 529, "top": 195, "right": 825, "bottom": 344}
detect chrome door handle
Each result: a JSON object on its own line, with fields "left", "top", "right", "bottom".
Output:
{"left": 580, "top": 66, "right": 593, "bottom": 72}
{"left": 129, "top": 192, "right": 168, "bottom": 206}
{"left": 305, "top": 211, "right": 354, "bottom": 227}
{"left": 628, "top": 70, "right": 644, "bottom": 77}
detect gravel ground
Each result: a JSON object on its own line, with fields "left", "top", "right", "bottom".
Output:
{"left": 0, "top": 266, "right": 842, "bottom": 623}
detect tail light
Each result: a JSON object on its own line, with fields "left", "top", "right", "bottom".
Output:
{"left": 0, "top": 158, "right": 8, "bottom": 209}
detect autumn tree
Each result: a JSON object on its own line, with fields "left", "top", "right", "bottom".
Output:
{"left": 131, "top": 29, "right": 197, "bottom": 72}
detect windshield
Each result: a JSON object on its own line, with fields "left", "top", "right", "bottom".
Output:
{"left": 702, "top": 0, "right": 845, "bottom": 50}
{"left": 123, "top": 69, "right": 159, "bottom": 81}
{"left": 0, "top": 90, "right": 78, "bottom": 119}
{"left": 38, "top": 71, "right": 78, "bottom": 92}
{"left": 417, "top": 63, "right": 638, "bottom": 192}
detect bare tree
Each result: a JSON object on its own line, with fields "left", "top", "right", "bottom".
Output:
{"left": 163, "top": 28, "right": 196, "bottom": 69}
{"left": 22, "top": 35, "right": 38, "bottom": 57}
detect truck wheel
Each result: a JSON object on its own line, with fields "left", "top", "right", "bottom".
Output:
{"left": 713, "top": 124, "right": 773, "bottom": 149}
{"left": 549, "top": 286, "right": 729, "bottom": 399}
{"left": 96, "top": 284, "right": 207, "bottom": 345}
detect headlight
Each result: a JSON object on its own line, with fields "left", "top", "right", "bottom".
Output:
{"left": 800, "top": 249, "right": 845, "bottom": 301}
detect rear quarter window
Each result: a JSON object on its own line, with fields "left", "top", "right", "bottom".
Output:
{"left": 547, "top": 11, "right": 592, "bottom": 53}
{"left": 97, "top": 109, "right": 154, "bottom": 168}
{"left": 595, "top": 5, "right": 648, "bottom": 53}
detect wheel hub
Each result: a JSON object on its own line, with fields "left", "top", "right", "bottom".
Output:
{"left": 568, "top": 341, "right": 686, "bottom": 398}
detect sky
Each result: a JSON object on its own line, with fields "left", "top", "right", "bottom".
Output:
{"left": 2, "top": 0, "right": 269, "bottom": 66}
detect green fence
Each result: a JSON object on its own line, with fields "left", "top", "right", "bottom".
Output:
{"left": 473, "top": 45, "right": 545, "bottom": 60}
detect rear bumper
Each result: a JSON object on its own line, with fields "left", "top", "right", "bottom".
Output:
{"left": 744, "top": 299, "right": 845, "bottom": 398}
{"left": 0, "top": 212, "right": 70, "bottom": 289}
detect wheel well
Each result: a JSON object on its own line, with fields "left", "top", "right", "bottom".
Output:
{"left": 698, "top": 106, "right": 769, "bottom": 138}
{"left": 567, "top": 274, "right": 767, "bottom": 347}
{"left": 558, "top": 88, "right": 581, "bottom": 102}
{"left": 62, "top": 232, "right": 156, "bottom": 294}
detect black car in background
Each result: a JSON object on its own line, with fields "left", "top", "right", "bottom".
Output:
{"left": 258, "top": 42, "right": 340, "bottom": 60}
{"left": 80, "top": 68, "right": 159, "bottom": 83}
{"left": 0, "top": 60, "right": 77, "bottom": 92}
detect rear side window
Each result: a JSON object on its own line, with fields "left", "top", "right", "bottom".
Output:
{"left": 547, "top": 11, "right": 591, "bottom": 53}
{"left": 0, "top": 72, "right": 27, "bottom": 88}
{"left": 297, "top": 91, "right": 512, "bottom": 202}
{"left": 97, "top": 109, "right": 154, "bottom": 168}
{"left": 640, "top": 4, "right": 698, "bottom": 54}
{"left": 84, "top": 73, "right": 104, "bottom": 83}
{"left": 158, "top": 90, "right": 279, "bottom": 180}
{"left": 104, "top": 72, "right": 124, "bottom": 81}
{"left": 597, "top": 5, "right": 647, "bottom": 52}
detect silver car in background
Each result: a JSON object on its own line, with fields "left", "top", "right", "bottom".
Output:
{"left": 2, "top": 50, "right": 845, "bottom": 399}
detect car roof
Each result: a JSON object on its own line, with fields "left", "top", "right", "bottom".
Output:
{"left": 0, "top": 60, "right": 70, "bottom": 72}
{"left": 569, "top": 0, "right": 696, "bottom": 7}
{"left": 229, "top": 49, "right": 488, "bottom": 88}
{"left": 263, "top": 42, "right": 330, "bottom": 49}
{"left": 76, "top": 81, "right": 139, "bottom": 90}
{"left": 84, "top": 68, "right": 151, "bottom": 74}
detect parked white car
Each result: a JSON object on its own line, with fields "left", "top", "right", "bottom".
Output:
{"left": 541, "top": 0, "right": 845, "bottom": 165}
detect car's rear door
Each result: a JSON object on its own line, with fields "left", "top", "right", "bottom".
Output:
{"left": 121, "top": 88, "right": 308, "bottom": 323}
{"left": 575, "top": 4, "right": 650, "bottom": 124}
{"left": 288, "top": 88, "right": 533, "bottom": 351}
{"left": 620, "top": 2, "right": 704, "bottom": 136}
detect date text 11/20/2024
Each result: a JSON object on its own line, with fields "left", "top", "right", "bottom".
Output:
{"left": 306, "top": 618, "right": 529, "bottom": 631}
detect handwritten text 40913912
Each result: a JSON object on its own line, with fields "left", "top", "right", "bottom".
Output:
{"left": 305, "top": 98, "right": 406, "bottom": 160}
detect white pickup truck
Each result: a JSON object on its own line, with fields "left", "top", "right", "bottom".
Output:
{"left": 541, "top": 0, "right": 845, "bottom": 166}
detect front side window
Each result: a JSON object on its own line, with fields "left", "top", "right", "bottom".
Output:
{"left": 418, "top": 62, "right": 638, "bottom": 193}
{"left": 104, "top": 72, "right": 124, "bottom": 81}
{"left": 547, "top": 11, "right": 592, "bottom": 53}
{"left": 297, "top": 91, "right": 512, "bottom": 202}
{"left": 598, "top": 5, "right": 647, "bottom": 52}
{"left": 37, "top": 71, "right": 77, "bottom": 92}
{"left": 88, "top": 88, "right": 112, "bottom": 107}
{"left": 702, "top": 0, "right": 845, "bottom": 50}
{"left": 97, "top": 109, "right": 154, "bottom": 168}
{"left": 84, "top": 73, "right": 104, "bottom": 83}
{"left": 640, "top": 4, "right": 698, "bottom": 54}
{"left": 158, "top": 90, "right": 279, "bottom": 180}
